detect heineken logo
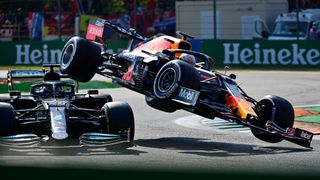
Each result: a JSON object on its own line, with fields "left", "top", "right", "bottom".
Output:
{"left": 223, "top": 43, "right": 320, "bottom": 66}
{"left": 15, "top": 44, "right": 61, "bottom": 65}
{"left": 14, "top": 43, "right": 114, "bottom": 65}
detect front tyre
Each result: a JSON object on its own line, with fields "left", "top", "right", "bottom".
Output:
{"left": 0, "top": 102, "right": 19, "bottom": 136}
{"left": 60, "top": 36, "right": 102, "bottom": 82}
{"left": 251, "top": 95, "right": 294, "bottom": 143}
{"left": 101, "top": 102, "right": 135, "bottom": 141}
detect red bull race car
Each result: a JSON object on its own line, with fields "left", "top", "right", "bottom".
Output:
{"left": 60, "top": 18, "right": 315, "bottom": 148}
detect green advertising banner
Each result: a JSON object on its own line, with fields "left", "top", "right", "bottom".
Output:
{"left": 201, "top": 40, "right": 320, "bottom": 69}
{"left": 0, "top": 40, "right": 128, "bottom": 66}
{"left": 0, "top": 39, "right": 319, "bottom": 69}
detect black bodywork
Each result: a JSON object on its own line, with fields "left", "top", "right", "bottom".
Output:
{"left": 0, "top": 65, "right": 134, "bottom": 147}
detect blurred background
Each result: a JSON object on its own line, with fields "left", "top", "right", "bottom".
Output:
{"left": 0, "top": 0, "right": 319, "bottom": 68}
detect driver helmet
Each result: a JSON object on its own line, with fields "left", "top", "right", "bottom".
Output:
{"left": 179, "top": 53, "right": 196, "bottom": 66}
{"left": 55, "top": 86, "right": 63, "bottom": 98}
{"left": 42, "top": 86, "right": 52, "bottom": 98}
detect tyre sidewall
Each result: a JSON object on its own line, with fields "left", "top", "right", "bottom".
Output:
{"left": 60, "top": 37, "right": 78, "bottom": 73}
{"left": 0, "top": 102, "right": 18, "bottom": 136}
{"left": 153, "top": 60, "right": 200, "bottom": 99}
{"left": 154, "top": 62, "right": 181, "bottom": 99}
{"left": 60, "top": 36, "right": 101, "bottom": 82}
{"left": 101, "top": 102, "right": 135, "bottom": 141}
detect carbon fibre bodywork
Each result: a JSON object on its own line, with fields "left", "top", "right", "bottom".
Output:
{"left": 0, "top": 65, "right": 133, "bottom": 147}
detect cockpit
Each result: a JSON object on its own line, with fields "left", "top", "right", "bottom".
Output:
{"left": 31, "top": 82, "right": 75, "bottom": 99}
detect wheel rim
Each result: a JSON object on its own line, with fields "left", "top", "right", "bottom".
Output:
{"left": 61, "top": 43, "right": 74, "bottom": 67}
{"left": 157, "top": 68, "right": 177, "bottom": 93}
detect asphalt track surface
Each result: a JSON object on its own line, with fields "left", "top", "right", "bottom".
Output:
{"left": 1, "top": 70, "right": 320, "bottom": 177}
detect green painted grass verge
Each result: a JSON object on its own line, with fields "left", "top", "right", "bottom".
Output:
{"left": 296, "top": 114, "right": 320, "bottom": 124}
{"left": 78, "top": 81, "right": 120, "bottom": 89}
{"left": 295, "top": 106, "right": 320, "bottom": 124}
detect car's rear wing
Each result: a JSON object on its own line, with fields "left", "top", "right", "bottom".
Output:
{"left": 7, "top": 64, "right": 77, "bottom": 91}
{"left": 86, "top": 18, "right": 147, "bottom": 42}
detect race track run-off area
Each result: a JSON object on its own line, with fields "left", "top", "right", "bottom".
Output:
{"left": 175, "top": 106, "right": 320, "bottom": 139}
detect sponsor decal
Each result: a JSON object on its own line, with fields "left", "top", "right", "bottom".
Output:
{"left": 179, "top": 88, "right": 196, "bottom": 101}
{"left": 175, "top": 87, "right": 199, "bottom": 106}
{"left": 300, "top": 130, "right": 312, "bottom": 140}
{"left": 287, "top": 128, "right": 296, "bottom": 136}
{"left": 15, "top": 44, "right": 61, "bottom": 65}
{"left": 86, "top": 24, "right": 104, "bottom": 40}
{"left": 223, "top": 43, "right": 320, "bottom": 66}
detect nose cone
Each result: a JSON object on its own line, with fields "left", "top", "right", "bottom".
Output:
{"left": 52, "top": 131, "right": 68, "bottom": 140}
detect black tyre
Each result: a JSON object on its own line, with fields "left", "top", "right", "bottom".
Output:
{"left": 153, "top": 60, "right": 200, "bottom": 99}
{"left": 60, "top": 36, "right": 102, "bottom": 82}
{"left": 145, "top": 95, "right": 179, "bottom": 113}
{"left": 251, "top": 95, "right": 294, "bottom": 143}
{"left": 101, "top": 102, "right": 135, "bottom": 141}
{"left": 0, "top": 102, "right": 19, "bottom": 136}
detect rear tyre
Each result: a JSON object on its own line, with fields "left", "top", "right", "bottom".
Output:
{"left": 251, "top": 95, "right": 294, "bottom": 143}
{"left": 153, "top": 60, "right": 199, "bottom": 99}
{"left": 60, "top": 36, "right": 102, "bottom": 82}
{"left": 0, "top": 102, "right": 19, "bottom": 136}
{"left": 101, "top": 102, "right": 135, "bottom": 141}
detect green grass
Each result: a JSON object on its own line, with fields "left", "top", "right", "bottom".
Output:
{"left": 78, "top": 81, "right": 120, "bottom": 89}
{"left": 0, "top": 80, "right": 120, "bottom": 94}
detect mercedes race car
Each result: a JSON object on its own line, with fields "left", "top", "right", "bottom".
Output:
{"left": 0, "top": 64, "right": 134, "bottom": 147}
{"left": 60, "top": 18, "right": 315, "bottom": 148}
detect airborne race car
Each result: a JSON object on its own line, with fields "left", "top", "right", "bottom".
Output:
{"left": 60, "top": 18, "right": 315, "bottom": 148}
{"left": 0, "top": 65, "right": 134, "bottom": 147}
